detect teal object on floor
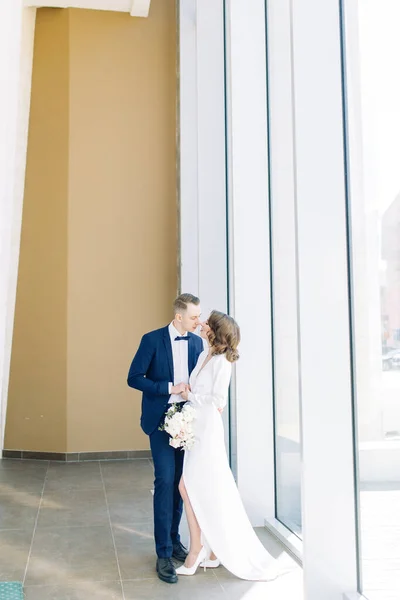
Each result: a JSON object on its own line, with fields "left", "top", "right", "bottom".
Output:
{"left": 0, "top": 583, "right": 24, "bottom": 599}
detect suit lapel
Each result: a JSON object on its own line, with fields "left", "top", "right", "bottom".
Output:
{"left": 163, "top": 328, "right": 174, "bottom": 382}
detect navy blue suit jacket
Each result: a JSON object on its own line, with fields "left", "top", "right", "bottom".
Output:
{"left": 127, "top": 326, "right": 204, "bottom": 435}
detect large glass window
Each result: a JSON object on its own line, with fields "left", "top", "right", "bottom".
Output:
{"left": 343, "top": 1, "right": 400, "bottom": 597}
{"left": 266, "top": 0, "right": 302, "bottom": 538}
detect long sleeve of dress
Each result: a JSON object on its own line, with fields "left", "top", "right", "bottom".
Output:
{"left": 188, "top": 356, "right": 231, "bottom": 409}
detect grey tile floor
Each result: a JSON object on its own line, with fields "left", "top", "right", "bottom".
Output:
{"left": 0, "top": 458, "right": 302, "bottom": 599}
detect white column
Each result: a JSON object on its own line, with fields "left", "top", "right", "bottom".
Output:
{"left": 179, "top": 0, "right": 228, "bottom": 449}
{"left": 179, "top": 0, "right": 227, "bottom": 319}
{"left": 290, "top": 0, "right": 358, "bottom": 598}
{"left": 224, "top": 0, "right": 275, "bottom": 525}
{"left": 0, "top": 2, "right": 36, "bottom": 451}
{"left": 179, "top": 0, "right": 199, "bottom": 297}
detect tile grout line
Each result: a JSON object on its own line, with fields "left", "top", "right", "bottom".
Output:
{"left": 210, "top": 567, "right": 229, "bottom": 595}
{"left": 22, "top": 579, "right": 123, "bottom": 587}
{"left": 22, "top": 461, "right": 50, "bottom": 586}
{"left": 99, "top": 460, "right": 126, "bottom": 600}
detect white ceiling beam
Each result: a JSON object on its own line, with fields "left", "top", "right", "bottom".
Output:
{"left": 24, "top": 0, "right": 151, "bottom": 17}
{"left": 130, "top": 0, "right": 151, "bottom": 17}
{"left": 24, "top": 0, "right": 130, "bottom": 10}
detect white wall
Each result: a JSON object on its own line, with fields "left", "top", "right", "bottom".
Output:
{"left": 0, "top": 2, "right": 36, "bottom": 451}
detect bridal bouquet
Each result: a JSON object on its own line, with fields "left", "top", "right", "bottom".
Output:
{"left": 159, "top": 402, "right": 197, "bottom": 451}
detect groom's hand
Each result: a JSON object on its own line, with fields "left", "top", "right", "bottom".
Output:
{"left": 171, "top": 382, "right": 188, "bottom": 395}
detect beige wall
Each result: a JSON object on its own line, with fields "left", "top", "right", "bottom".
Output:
{"left": 67, "top": 4, "right": 177, "bottom": 451}
{"left": 5, "top": 2, "right": 177, "bottom": 453}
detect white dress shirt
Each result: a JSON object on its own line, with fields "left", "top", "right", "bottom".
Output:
{"left": 168, "top": 322, "right": 189, "bottom": 404}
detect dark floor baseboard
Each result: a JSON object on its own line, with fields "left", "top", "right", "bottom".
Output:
{"left": 2, "top": 449, "right": 152, "bottom": 462}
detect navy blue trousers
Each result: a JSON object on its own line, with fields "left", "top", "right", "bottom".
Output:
{"left": 149, "top": 427, "right": 184, "bottom": 558}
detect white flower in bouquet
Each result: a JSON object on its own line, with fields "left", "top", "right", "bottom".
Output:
{"left": 159, "top": 402, "right": 197, "bottom": 451}
{"left": 182, "top": 404, "right": 196, "bottom": 419}
{"left": 169, "top": 438, "right": 182, "bottom": 449}
{"left": 167, "top": 414, "right": 183, "bottom": 437}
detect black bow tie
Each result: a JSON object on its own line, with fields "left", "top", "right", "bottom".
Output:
{"left": 175, "top": 336, "right": 189, "bottom": 341}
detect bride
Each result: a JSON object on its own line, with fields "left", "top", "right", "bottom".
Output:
{"left": 176, "top": 310, "right": 291, "bottom": 581}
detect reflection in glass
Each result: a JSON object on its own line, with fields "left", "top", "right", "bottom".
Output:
{"left": 266, "top": 0, "right": 302, "bottom": 538}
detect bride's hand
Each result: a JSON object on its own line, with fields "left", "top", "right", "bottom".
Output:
{"left": 180, "top": 388, "right": 190, "bottom": 401}
{"left": 218, "top": 407, "right": 223, "bottom": 414}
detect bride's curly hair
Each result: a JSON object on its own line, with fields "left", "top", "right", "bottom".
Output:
{"left": 207, "top": 310, "right": 240, "bottom": 363}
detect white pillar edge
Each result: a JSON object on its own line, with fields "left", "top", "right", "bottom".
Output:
{"left": 0, "top": 3, "right": 37, "bottom": 452}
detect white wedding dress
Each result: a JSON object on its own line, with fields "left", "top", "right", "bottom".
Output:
{"left": 183, "top": 350, "right": 288, "bottom": 581}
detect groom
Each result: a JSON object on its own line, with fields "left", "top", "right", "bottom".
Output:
{"left": 127, "top": 293, "right": 204, "bottom": 584}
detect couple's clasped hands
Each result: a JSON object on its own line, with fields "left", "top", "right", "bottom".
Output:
{"left": 172, "top": 382, "right": 223, "bottom": 413}
{"left": 170, "top": 382, "right": 190, "bottom": 400}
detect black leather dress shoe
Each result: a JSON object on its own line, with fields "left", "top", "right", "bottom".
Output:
{"left": 156, "top": 557, "right": 178, "bottom": 584}
{"left": 172, "top": 541, "right": 188, "bottom": 562}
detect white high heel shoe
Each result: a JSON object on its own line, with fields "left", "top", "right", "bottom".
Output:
{"left": 176, "top": 547, "right": 207, "bottom": 576}
{"left": 200, "top": 557, "right": 220, "bottom": 568}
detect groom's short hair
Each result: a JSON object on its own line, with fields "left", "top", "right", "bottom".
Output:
{"left": 174, "top": 293, "right": 200, "bottom": 314}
